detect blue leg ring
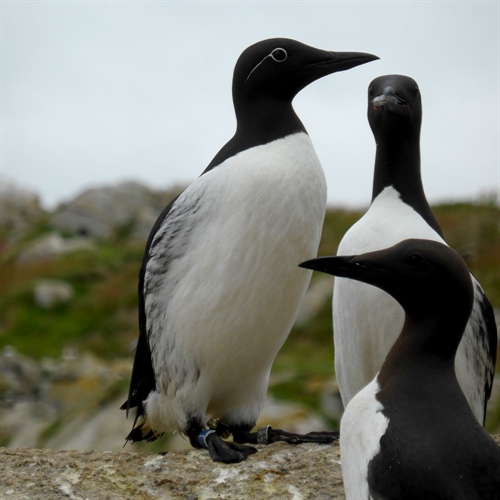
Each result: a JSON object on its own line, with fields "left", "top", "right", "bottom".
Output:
{"left": 198, "top": 429, "right": 216, "bottom": 449}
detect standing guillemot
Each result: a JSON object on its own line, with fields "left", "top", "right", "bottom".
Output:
{"left": 331, "top": 74, "right": 496, "bottom": 423}
{"left": 121, "top": 38, "right": 378, "bottom": 463}
{"left": 300, "top": 239, "right": 500, "bottom": 500}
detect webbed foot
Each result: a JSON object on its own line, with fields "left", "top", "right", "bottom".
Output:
{"left": 199, "top": 429, "right": 258, "bottom": 463}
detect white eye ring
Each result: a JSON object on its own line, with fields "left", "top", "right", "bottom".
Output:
{"left": 270, "top": 48, "right": 287, "bottom": 62}
{"left": 245, "top": 47, "right": 289, "bottom": 83}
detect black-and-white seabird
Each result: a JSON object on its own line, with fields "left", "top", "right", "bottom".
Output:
{"left": 331, "top": 74, "right": 497, "bottom": 423}
{"left": 300, "top": 239, "right": 500, "bottom": 500}
{"left": 121, "top": 38, "right": 378, "bottom": 463}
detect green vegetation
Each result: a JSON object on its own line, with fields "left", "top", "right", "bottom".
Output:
{"left": 1, "top": 200, "right": 498, "bottom": 431}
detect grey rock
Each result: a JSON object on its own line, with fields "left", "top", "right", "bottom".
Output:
{"left": 0, "top": 441, "right": 347, "bottom": 499}
{"left": 49, "top": 181, "right": 182, "bottom": 239}
{"left": 0, "top": 350, "right": 134, "bottom": 451}
{"left": 43, "top": 395, "right": 135, "bottom": 452}
{"left": 0, "top": 346, "right": 42, "bottom": 403}
{"left": 0, "top": 180, "right": 45, "bottom": 231}
{"left": 0, "top": 345, "right": 331, "bottom": 453}
{"left": 33, "top": 280, "right": 74, "bottom": 309}
{"left": 2, "top": 438, "right": 499, "bottom": 499}
{"left": 50, "top": 182, "right": 146, "bottom": 238}
{"left": 2, "top": 400, "right": 57, "bottom": 449}
{"left": 16, "top": 232, "right": 94, "bottom": 264}
{"left": 129, "top": 205, "right": 164, "bottom": 241}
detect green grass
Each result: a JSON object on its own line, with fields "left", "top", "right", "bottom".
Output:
{"left": 1, "top": 201, "right": 497, "bottom": 360}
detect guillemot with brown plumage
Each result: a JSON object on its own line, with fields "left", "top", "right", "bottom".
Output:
{"left": 301, "top": 239, "right": 500, "bottom": 500}
{"left": 332, "top": 75, "right": 497, "bottom": 423}
{"left": 121, "top": 38, "right": 378, "bottom": 463}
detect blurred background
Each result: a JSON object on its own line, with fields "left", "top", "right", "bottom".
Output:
{"left": 1, "top": 1, "right": 499, "bottom": 452}
{"left": 1, "top": 181, "right": 498, "bottom": 451}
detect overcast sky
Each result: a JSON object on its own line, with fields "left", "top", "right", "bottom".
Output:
{"left": 2, "top": 1, "right": 499, "bottom": 209}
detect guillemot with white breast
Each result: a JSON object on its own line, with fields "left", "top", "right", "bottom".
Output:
{"left": 121, "top": 38, "right": 378, "bottom": 463}
{"left": 300, "top": 239, "right": 500, "bottom": 500}
{"left": 332, "top": 74, "right": 497, "bottom": 423}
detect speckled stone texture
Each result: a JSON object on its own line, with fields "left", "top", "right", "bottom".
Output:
{"left": 0, "top": 441, "right": 344, "bottom": 499}
{"left": 2, "top": 436, "right": 499, "bottom": 499}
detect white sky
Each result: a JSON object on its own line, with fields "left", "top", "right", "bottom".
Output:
{"left": 1, "top": 1, "right": 499, "bottom": 209}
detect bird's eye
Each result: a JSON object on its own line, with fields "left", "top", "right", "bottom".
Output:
{"left": 270, "top": 48, "right": 287, "bottom": 62}
{"left": 406, "top": 253, "right": 424, "bottom": 267}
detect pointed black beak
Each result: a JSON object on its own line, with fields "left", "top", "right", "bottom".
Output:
{"left": 297, "top": 50, "right": 378, "bottom": 94}
{"left": 317, "top": 51, "right": 380, "bottom": 74}
{"left": 299, "top": 255, "right": 361, "bottom": 277}
{"left": 299, "top": 254, "right": 388, "bottom": 280}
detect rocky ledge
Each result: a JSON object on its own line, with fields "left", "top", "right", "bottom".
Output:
{"left": 1, "top": 441, "right": 343, "bottom": 499}
{"left": 2, "top": 436, "right": 500, "bottom": 500}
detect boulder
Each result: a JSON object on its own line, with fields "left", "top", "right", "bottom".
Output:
{"left": 16, "top": 232, "right": 94, "bottom": 264}
{"left": 49, "top": 181, "right": 182, "bottom": 239}
{"left": 33, "top": 280, "right": 74, "bottom": 308}
{"left": 0, "top": 180, "right": 45, "bottom": 231}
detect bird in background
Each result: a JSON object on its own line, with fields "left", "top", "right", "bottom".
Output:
{"left": 331, "top": 74, "right": 496, "bottom": 423}
{"left": 121, "top": 38, "right": 378, "bottom": 463}
{"left": 301, "top": 239, "right": 500, "bottom": 500}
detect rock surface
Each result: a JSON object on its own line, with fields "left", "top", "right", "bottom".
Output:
{"left": 49, "top": 181, "right": 183, "bottom": 239}
{"left": 0, "top": 180, "right": 45, "bottom": 231}
{"left": 2, "top": 437, "right": 500, "bottom": 499}
{"left": 33, "top": 280, "right": 74, "bottom": 308}
{"left": 16, "top": 232, "right": 94, "bottom": 263}
{"left": 0, "top": 441, "right": 344, "bottom": 499}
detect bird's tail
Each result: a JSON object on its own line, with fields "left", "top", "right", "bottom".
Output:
{"left": 124, "top": 414, "right": 164, "bottom": 444}
{"left": 121, "top": 399, "right": 164, "bottom": 444}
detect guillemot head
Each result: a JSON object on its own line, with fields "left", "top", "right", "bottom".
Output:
{"left": 233, "top": 38, "right": 379, "bottom": 106}
{"left": 300, "top": 239, "right": 473, "bottom": 321}
{"left": 368, "top": 74, "right": 422, "bottom": 136}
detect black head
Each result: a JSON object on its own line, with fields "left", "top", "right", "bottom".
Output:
{"left": 233, "top": 38, "right": 378, "bottom": 111}
{"left": 202, "top": 38, "right": 378, "bottom": 170}
{"left": 368, "top": 74, "right": 422, "bottom": 140}
{"left": 300, "top": 239, "right": 473, "bottom": 321}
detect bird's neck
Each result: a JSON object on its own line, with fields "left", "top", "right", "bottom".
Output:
{"left": 376, "top": 313, "right": 472, "bottom": 423}
{"left": 235, "top": 99, "right": 306, "bottom": 141}
{"left": 204, "top": 100, "right": 306, "bottom": 172}
{"left": 379, "top": 311, "right": 467, "bottom": 384}
{"left": 372, "top": 132, "right": 443, "bottom": 236}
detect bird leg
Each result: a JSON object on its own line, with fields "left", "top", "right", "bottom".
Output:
{"left": 187, "top": 419, "right": 257, "bottom": 463}
{"left": 232, "top": 425, "right": 339, "bottom": 445}
{"left": 199, "top": 430, "right": 258, "bottom": 463}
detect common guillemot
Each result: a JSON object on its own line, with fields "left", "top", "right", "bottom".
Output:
{"left": 121, "top": 38, "right": 378, "bottom": 463}
{"left": 331, "top": 74, "right": 496, "bottom": 423}
{"left": 300, "top": 239, "right": 500, "bottom": 500}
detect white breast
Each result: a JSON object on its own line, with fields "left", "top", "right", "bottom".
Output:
{"left": 340, "top": 377, "right": 389, "bottom": 500}
{"left": 333, "top": 186, "right": 487, "bottom": 424}
{"left": 333, "top": 187, "right": 443, "bottom": 405}
{"left": 145, "top": 132, "right": 327, "bottom": 431}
